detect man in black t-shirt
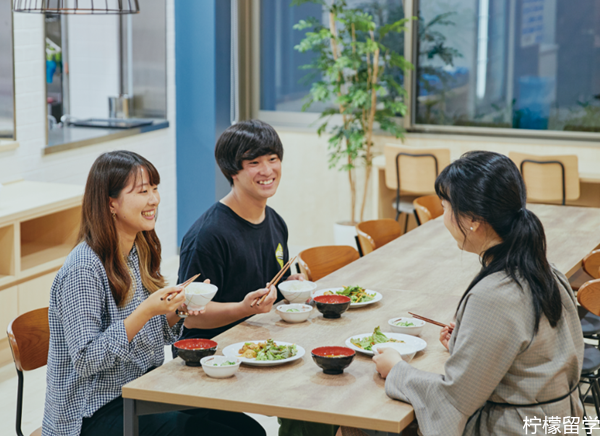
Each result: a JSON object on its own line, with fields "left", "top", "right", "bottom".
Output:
{"left": 178, "top": 121, "right": 338, "bottom": 436}
{"left": 179, "top": 119, "right": 304, "bottom": 341}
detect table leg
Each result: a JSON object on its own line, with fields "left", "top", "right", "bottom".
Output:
{"left": 124, "top": 398, "right": 139, "bottom": 436}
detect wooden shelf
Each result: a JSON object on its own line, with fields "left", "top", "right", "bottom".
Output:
{"left": 20, "top": 242, "right": 73, "bottom": 273}
{"left": 0, "top": 181, "right": 83, "bottom": 345}
{"left": 0, "top": 225, "right": 14, "bottom": 277}
{"left": 20, "top": 206, "right": 81, "bottom": 273}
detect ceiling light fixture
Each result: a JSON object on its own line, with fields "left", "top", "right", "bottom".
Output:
{"left": 13, "top": 0, "right": 140, "bottom": 15}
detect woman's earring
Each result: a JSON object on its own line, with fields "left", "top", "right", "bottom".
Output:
{"left": 112, "top": 212, "right": 116, "bottom": 219}
{"left": 470, "top": 227, "right": 473, "bottom": 231}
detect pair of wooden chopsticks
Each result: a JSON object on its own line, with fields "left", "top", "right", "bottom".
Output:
{"left": 251, "top": 256, "right": 297, "bottom": 307}
{"left": 161, "top": 273, "right": 201, "bottom": 301}
{"left": 408, "top": 312, "right": 454, "bottom": 332}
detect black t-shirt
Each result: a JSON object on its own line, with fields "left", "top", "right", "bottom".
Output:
{"left": 178, "top": 202, "right": 290, "bottom": 340}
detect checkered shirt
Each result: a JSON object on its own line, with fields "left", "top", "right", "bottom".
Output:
{"left": 42, "top": 242, "right": 183, "bottom": 436}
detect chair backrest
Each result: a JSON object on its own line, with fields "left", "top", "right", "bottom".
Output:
{"left": 297, "top": 246, "right": 360, "bottom": 281}
{"left": 509, "top": 152, "right": 579, "bottom": 203}
{"left": 578, "top": 279, "right": 600, "bottom": 316}
{"left": 7, "top": 307, "right": 50, "bottom": 372}
{"left": 413, "top": 195, "right": 443, "bottom": 225}
{"left": 355, "top": 219, "right": 402, "bottom": 256}
{"left": 384, "top": 144, "right": 451, "bottom": 194}
{"left": 583, "top": 250, "right": 600, "bottom": 279}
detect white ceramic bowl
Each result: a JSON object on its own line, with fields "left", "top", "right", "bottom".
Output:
{"left": 200, "top": 356, "right": 241, "bottom": 378}
{"left": 185, "top": 282, "right": 218, "bottom": 311}
{"left": 372, "top": 342, "right": 420, "bottom": 363}
{"left": 276, "top": 303, "right": 313, "bottom": 323}
{"left": 388, "top": 317, "right": 425, "bottom": 336}
{"left": 278, "top": 280, "right": 317, "bottom": 304}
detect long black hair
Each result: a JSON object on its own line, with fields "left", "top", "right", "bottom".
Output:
{"left": 435, "top": 151, "right": 562, "bottom": 333}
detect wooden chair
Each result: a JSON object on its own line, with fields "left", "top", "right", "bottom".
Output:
{"left": 577, "top": 279, "right": 600, "bottom": 416}
{"left": 384, "top": 144, "right": 450, "bottom": 232}
{"left": 579, "top": 280, "right": 600, "bottom": 317}
{"left": 297, "top": 246, "right": 360, "bottom": 281}
{"left": 509, "top": 152, "right": 579, "bottom": 204}
{"left": 7, "top": 307, "right": 49, "bottom": 436}
{"left": 569, "top": 250, "right": 600, "bottom": 293}
{"left": 413, "top": 194, "right": 443, "bottom": 225}
{"left": 355, "top": 219, "right": 402, "bottom": 256}
{"left": 583, "top": 250, "right": 600, "bottom": 279}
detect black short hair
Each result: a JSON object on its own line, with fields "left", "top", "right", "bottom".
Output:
{"left": 214, "top": 120, "right": 284, "bottom": 185}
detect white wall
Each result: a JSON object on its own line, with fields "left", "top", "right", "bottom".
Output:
{"left": 1, "top": 1, "right": 178, "bottom": 258}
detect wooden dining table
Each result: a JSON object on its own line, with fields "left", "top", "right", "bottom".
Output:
{"left": 122, "top": 203, "right": 600, "bottom": 435}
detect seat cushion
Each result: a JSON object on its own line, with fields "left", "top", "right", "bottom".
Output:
{"left": 581, "top": 311, "right": 600, "bottom": 336}
{"left": 582, "top": 343, "right": 600, "bottom": 375}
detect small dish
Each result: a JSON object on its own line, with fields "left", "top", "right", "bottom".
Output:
{"left": 311, "top": 346, "right": 355, "bottom": 374}
{"left": 313, "top": 295, "right": 351, "bottom": 319}
{"left": 276, "top": 303, "right": 313, "bottom": 323}
{"left": 200, "top": 356, "right": 241, "bottom": 378}
{"left": 372, "top": 342, "right": 421, "bottom": 363}
{"left": 278, "top": 280, "right": 317, "bottom": 304}
{"left": 185, "top": 282, "right": 218, "bottom": 311}
{"left": 173, "top": 339, "right": 218, "bottom": 366}
{"left": 388, "top": 317, "right": 425, "bottom": 336}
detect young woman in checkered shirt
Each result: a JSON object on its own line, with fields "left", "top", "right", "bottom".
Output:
{"left": 42, "top": 151, "right": 265, "bottom": 436}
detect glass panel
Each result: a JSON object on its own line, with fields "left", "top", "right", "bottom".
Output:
{"left": 260, "top": 0, "right": 405, "bottom": 113}
{"left": 416, "top": 0, "right": 600, "bottom": 133}
{"left": 0, "top": 0, "right": 14, "bottom": 139}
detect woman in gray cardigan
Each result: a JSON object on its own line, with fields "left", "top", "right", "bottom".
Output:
{"left": 371, "top": 151, "right": 583, "bottom": 436}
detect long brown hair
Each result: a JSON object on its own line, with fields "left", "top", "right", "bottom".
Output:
{"left": 78, "top": 151, "right": 166, "bottom": 306}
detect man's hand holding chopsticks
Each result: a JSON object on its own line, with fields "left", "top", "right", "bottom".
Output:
{"left": 246, "top": 284, "right": 277, "bottom": 313}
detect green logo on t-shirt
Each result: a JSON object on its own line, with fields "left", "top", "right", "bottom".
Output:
{"left": 275, "top": 243, "right": 284, "bottom": 268}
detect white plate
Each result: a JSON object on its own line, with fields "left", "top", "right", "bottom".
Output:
{"left": 314, "top": 288, "right": 383, "bottom": 308}
{"left": 222, "top": 340, "right": 306, "bottom": 367}
{"left": 345, "top": 332, "right": 427, "bottom": 356}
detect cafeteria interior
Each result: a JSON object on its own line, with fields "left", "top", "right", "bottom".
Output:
{"left": 2, "top": 0, "right": 600, "bottom": 435}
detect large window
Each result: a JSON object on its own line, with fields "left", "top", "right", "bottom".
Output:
{"left": 416, "top": 0, "right": 600, "bottom": 133}
{"left": 260, "top": 0, "right": 405, "bottom": 114}
{"left": 257, "top": 0, "right": 600, "bottom": 136}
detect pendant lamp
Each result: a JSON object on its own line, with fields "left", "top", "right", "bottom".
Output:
{"left": 13, "top": 0, "right": 140, "bottom": 15}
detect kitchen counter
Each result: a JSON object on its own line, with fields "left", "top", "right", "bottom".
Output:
{"left": 44, "top": 119, "right": 169, "bottom": 155}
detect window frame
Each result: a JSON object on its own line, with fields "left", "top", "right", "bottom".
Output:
{"left": 245, "top": 0, "right": 600, "bottom": 141}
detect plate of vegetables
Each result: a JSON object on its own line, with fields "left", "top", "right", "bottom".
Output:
{"left": 222, "top": 339, "right": 305, "bottom": 366}
{"left": 345, "top": 326, "right": 427, "bottom": 356}
{"left": 314, "top": 286, "right": 382, "bottom": 308}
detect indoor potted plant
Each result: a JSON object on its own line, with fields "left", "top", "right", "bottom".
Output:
{"left": 293, "top": 0, "right": 412, "bottom": 243}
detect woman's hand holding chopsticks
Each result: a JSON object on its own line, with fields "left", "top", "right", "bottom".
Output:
{"left": 439, "top": 322, "right": 456, "bottom": 351}
{"left": 179, "top": 278, "right": 212, "bottom": 317}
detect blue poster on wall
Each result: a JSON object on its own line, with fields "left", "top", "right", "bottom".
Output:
{"left": 521, "top": 0, "right": 544, "bottom": 47}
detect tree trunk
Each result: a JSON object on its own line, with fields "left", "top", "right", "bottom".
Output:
{"left": 359, "top": 157, "right": 372, "bottom": 223}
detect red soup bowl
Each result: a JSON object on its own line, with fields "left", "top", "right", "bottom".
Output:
{"left": 311, "top": 346, "right": 356, "bottom": 374}
{"left": 313, "top": 295, "right": 351, "bottom": 319}
{"left": 174, "top": 339, "right": 218, "bottom": 366}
